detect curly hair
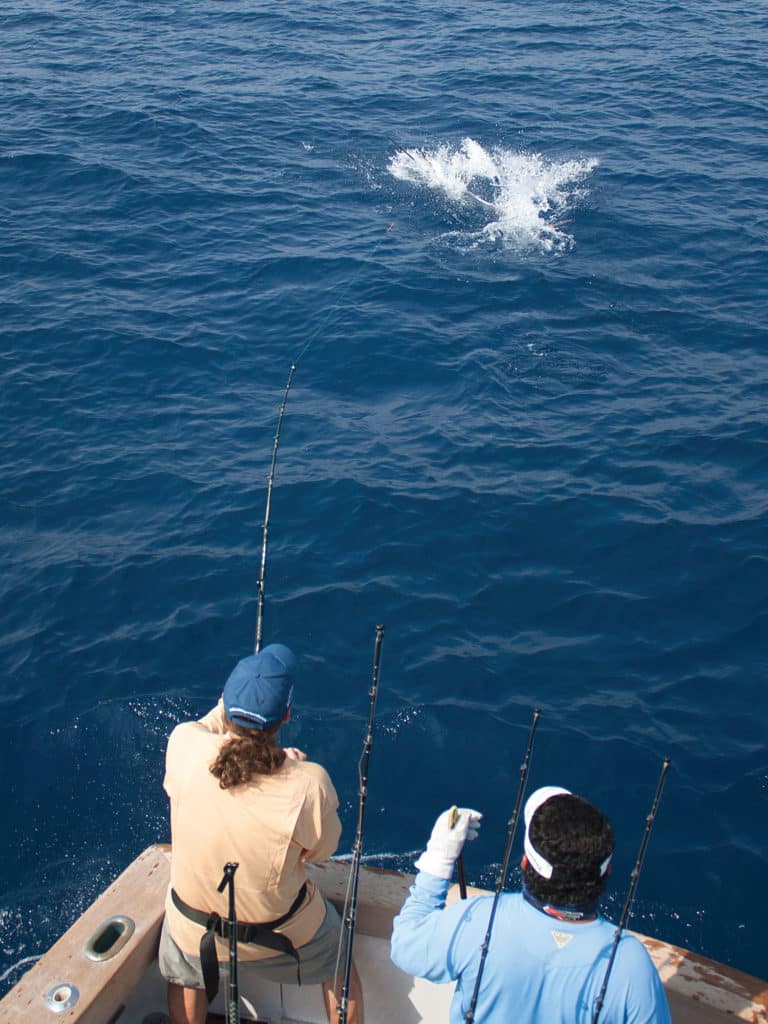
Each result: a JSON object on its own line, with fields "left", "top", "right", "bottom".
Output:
{"left": 523, "top": 794, "right": 614, "bottom": 907}
{"left": 209, "top": 718, "right": 286, "bottom": 789}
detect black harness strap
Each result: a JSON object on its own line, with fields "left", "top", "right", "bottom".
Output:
{"left": 172, "top": 882, "right": 307, "bottom": 1003}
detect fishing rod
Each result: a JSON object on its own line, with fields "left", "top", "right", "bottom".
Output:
{"left": 218, "top": 862, "right": 241, "bottom": 1024}
{"left": 591, "top": 757, "right": 670, "bottom": 1024}
{"left": 336, "top": 624, "right": 385, "bottom": 1024}
{"left": 253, "top": 225, "right": 395, "bottom": 653}
{"left": 254, "top": 363, "right": 296, "bottom": 653}
{"left": 464, "top": 708, "right": 541, "bottom": 1024}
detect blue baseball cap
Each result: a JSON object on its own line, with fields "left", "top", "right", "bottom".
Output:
{"left": 223, "top": 643, "right": 296, "bottom": 730}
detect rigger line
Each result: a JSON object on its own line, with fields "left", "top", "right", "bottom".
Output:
{"left": 336, "top": 624, "right": 385, "bottom": 1024}
{"left": 464, "top": 708, "right": 541, "bottom": 1024}
{"left": 591, "top": 757, "right": 671, "bottom": 1024}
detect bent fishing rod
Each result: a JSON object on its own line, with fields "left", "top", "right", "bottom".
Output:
{"left": 254, "top": 362, "right": 296, "bottom": 653}
{"left": 464, "top": 708, "right": 541, "bottom": 1024}
{"left": 252, "top": 225, "right": 395, "bottom": 653}
{"left": 336, "top": 624, "right": 385, "bottom": 1024}
{"left": 591, "top": 757, "right": 670, "bottom": 1024}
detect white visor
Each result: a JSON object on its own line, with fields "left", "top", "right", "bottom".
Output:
{"left": 523, "top": 786, "right": 614, "bottom": 881}
{"left": 524, "top": 786, "right": 570, "bottom": 880}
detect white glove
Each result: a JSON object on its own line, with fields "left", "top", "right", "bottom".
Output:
{"left": 414, "top": 807, "right": 483, "bottom": 880}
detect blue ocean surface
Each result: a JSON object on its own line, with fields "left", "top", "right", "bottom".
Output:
{"left": 1, "top": 0, "right": 767, "bottom": 995}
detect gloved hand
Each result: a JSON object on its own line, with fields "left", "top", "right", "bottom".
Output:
{"left": 414, "top": 807, "right": 483, "bottom": 880}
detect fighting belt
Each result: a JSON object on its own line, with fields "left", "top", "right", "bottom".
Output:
{"left": 171, "top": 881, "right": 307, "bottom": 1002}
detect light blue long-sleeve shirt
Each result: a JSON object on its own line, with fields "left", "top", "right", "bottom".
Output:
{"left": 390, "top": 872, "right": 671, "bottom": 1024}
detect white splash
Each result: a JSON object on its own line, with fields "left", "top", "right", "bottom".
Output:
{"left": 388, "top": 137, "right": 598, "bottom": 254}
{"left": 0, "top": 954, "right": 43, "bottom": 984}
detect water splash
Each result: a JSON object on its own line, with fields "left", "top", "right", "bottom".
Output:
{"left": 0, "top": 954, "right": 42, "bottom": 986}
{"left": 388, "top": 137, "right": 598, "bottom": 254}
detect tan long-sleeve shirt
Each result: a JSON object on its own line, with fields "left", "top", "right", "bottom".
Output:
{"left": 163, "top": 700, "right": 341, "bottom": 961}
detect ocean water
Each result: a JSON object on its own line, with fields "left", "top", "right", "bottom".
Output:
{"left": 1, "top": 0, "right": 767, "bottom": 995}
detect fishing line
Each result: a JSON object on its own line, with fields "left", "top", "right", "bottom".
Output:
{"left": 291, "top": 224, "right": 394, "bottom": 369}
{"left": 464, "top": 708, "right": 541, "bottom": 1024}
{"left": 253, "top": 224, "right": 394, "bottom": 652}
{"left": 335, "top": 624, "right": 385, "bottom": 1024}
{"left": 591, "top": 758, "right": 670, "bottom": 1024}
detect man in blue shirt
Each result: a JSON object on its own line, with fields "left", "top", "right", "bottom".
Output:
{"left": 390, "top": 786, "right": 671, "bottom": 1023}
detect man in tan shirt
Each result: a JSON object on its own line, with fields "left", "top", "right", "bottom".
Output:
{"left": 160, "top": 643, "right": 364, "bottom": 1023}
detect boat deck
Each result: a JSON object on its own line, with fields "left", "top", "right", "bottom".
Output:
{"left": 118, "top": 932, "right": 454, "bottom": 1023}
{"left": 1, "top": 845, "right": 766, "bottom": 1023}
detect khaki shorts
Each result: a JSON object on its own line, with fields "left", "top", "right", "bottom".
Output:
{"left": 159, "top": 897, "right": 343, "bottom": 989}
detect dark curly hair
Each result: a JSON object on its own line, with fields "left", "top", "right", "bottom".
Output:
{"left": 209, "top": 717, "right": 286, "bottom": 789}
{"left": 523, "top": 794, "right": 614, "bottom": 907}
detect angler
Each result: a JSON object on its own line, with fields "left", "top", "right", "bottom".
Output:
{"left": 390, "top": 774, "right": 671, "bottom": 1023}
{"left": 158, "top": 645, "right": 364, "bottom": 1024}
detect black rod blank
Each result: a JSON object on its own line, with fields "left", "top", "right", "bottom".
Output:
{"left": 337, "top": 625, "right": 385, "bottom": 1024}
{"left": 254, "top": 363, "right": 296, "bottom": 653}
{"left": 464, "top": 708, "right": 541, "bottom": 1024}
{"left": 218, "top": 861, "right": 241, "bottom": 1024}
{"left": 591, "top": 757, "right": 670, "bottom": 1024}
